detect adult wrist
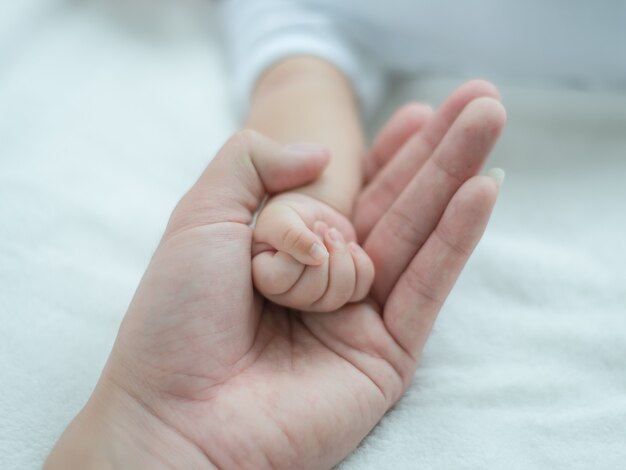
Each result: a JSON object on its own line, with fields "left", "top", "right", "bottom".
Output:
{"left": 44, "top": 376, "right": 215, "bottom": 470}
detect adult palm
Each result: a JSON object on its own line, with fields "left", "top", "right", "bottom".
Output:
{"left": 52, "top": 81, "right": 505, "bottom": 470}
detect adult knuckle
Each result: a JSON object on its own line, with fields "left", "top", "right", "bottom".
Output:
{"left": 434, "top": 226, "right": 470, "bottom": 257}
{"left": 225, "top": 128, "right": 264, "bottom": 157}
{"left": 387, "top": 205, "right": 429, "bottom": 245}
{"left": 375, "top": 175, "right": 399, "bottom": 203}
{"left": 403, "top": 265, "right": 441, "bottom": 306}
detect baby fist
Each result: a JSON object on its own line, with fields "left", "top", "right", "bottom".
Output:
{"left": 252, "top": 196, "right": 374, "bottom": 311}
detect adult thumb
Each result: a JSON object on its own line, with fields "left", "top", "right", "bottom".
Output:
{"left": 166, "top": 130, "right": 329, "bottom": 235}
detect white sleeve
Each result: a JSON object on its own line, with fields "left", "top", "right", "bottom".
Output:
{"left": 218, "top": 0, "right": 385, "bottom": 120}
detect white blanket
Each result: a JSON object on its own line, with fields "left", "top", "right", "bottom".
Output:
{"left": 1, "top": 1, "right": 625, "bottom": 469}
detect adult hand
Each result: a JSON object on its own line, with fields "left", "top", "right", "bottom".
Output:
{"left": 355, "top": 80, "right": 505, "bottom": 334}
{"left": 45, "top": 80, "right": 505, "bottom": 470}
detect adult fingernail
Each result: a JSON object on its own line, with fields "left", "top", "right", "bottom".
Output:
{"left": 487, "top": 167, "right": 506, "bottom": 186}
{"left": 283, "top": 143, "right": 328, "bottom": 155}
{"left": 310, "top": 242, "right": 328, "bottom": 261}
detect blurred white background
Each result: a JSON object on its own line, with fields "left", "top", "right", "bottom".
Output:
{"left": 1, "top": 1, "right": 625, "bottom": 469}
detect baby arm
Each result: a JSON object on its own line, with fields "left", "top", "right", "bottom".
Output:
{"left": 248, "top": 56, "right": 374, "bottom": 311}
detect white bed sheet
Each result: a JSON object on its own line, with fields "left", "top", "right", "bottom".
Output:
{"left": 1, "top": 1, "right": 625, "bottom": 469}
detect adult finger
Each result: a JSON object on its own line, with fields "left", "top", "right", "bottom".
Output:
{"left": 383, "top": 173, "right": 502, "bottom": 360}
{"left": 165, "top": 131, "right": 330, "bottom": 236}
{"left": 366, "top": 97, "right": 506, "bottom": 305}
{"left": 355, "top": 80, "right": 501, "bottom": 242}
{"left": 364, "top": 103, "right": 432, "bottom": 182}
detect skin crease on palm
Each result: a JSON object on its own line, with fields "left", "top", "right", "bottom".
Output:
{"left": 45, "top": 80, "right": 506, "bottom": 470}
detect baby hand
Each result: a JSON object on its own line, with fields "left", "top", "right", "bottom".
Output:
{"left": 252, "top": 193, "right": 374, "bottom": 311}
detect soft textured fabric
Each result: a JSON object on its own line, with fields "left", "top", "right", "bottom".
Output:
{"left": 1, "top": 1, "right": 625, "bottom": 469}
{"left": 220, "top": 0, "right": 626, "bottom": 115}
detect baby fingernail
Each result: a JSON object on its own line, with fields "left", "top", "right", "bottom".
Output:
{"left": 310, "top": 242, "right": 328, "bottom": 261}
{"left": 328, "top": 228, "right": 344, "bottom": 245}
{"left": 313, "top": 221, "right": 326, "bottom": 240}
{"left": 348, "top": 241, "right": 361, "bottom": 255}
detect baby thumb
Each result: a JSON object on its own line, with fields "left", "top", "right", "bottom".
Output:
{"left": 255, "top": 203, "right": 328, "bottom": 266}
